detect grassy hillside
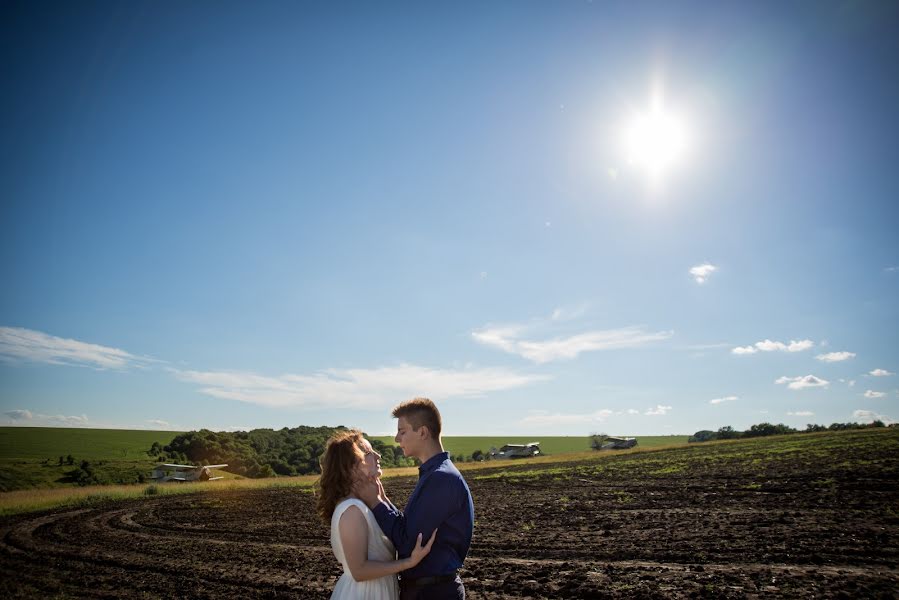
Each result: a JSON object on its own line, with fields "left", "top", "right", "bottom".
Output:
{"left": 0, "top": 427, "right": 183, "bottom": 492}
{"left": 372, "top": 435, "right": 689, "bottom": 458}
{"left": 0, "top": 427, "right": 183, "bottom": 461}
{"left": 0, "top": 427, "right": 687, "bottom": 493}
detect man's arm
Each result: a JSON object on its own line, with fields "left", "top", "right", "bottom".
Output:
{"left": 339, "top": 505, "right": 436, "bottom": 581}
{"left": 371, "top": 472, "right": 461, "bottom": 558}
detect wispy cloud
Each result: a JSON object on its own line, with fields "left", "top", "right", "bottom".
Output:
{"left": 787, "top": 411, "right": 814, "bottom": 417}
{"left": 172, "top": 363, "right": 549, "bottom": 409}
{"left": 775, "top": 375, "right": 829, "bottom": 390}
{"left": 549, "top": 303, "right": 589, "bottom": 322}
{"left": 853, "top": 409, "right": 894, "bottom": 425}
{"left": 0, "top": 326, "right": 154, "bottom": 370}
{"left": 146, "top": 419, "right": 171, "bottom": 428}
{"left": 869, "top": 368, "right": 894, "bottom": 377}
{"left": 689, "top": 263, "right": 717, "bottom": 284}
{"left": 864, "top": 390, "right": 886, "bottom": 399}
{"left": 644, "top": 404, "right": 672, "bottom": 416}
{"left": 472, "top": 323, "right": 672, "bottom": 364}
{"left": 2, "top": 409, "right": 90, "bottom": 427}
{"left": 709, "top": 396, "right": 738, "bottom": 405}
{"left": 3, "top": 409, "right": 33, "bottom": 420}
{"left": 884, "top": 266, "right": 898, "bottom": 273}
{"left": 815, "top": 351, "right": 855, "bottom": 363}
{"left": 732, "top": 339, "right": 814, "bottom": 355}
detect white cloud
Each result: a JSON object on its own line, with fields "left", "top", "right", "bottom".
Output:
{"left": 3, "top": 409, "right": 33, "bottom": 420}
{"left": 870, "top": 369, "right": 893, "bottom": 377}
{"left": 709, "top": 396, "right": 738, "bottom": 405}
{"left": 146, "top": 419, "right": 171, "bottom": 428}
{"left": 732, "top": 345, "right": 758, "bottom": 355}
{"left": 472, "top": 324, "right": 672, "bottom": 364}
{"left": 689, "top": 263, "right": 717, "bottom": 284}
{"left": 0, "top": 326, "right": 154, "bottom": 370}
{"left": 853, "top": 409, "right": 894, "bottom": 425}
{"left": 172, "top": 363, "right": 550, "bottom": 409}
{"left": 864, "top": 390, "right": 886, "bottom": 399}
{"left": 645, "top": 404, "right": 672, "bottom": 416}
{"left": 519, "top": 409, "right": 614, "bottom": 427}
{"left": 2, "top": 410, "right": 90, "bottom": 427}
{"left": 848, "top": 379, "right": 856, "bottom": 387}
{"left": 816, "top": 351, "right": 855, "bottom": 363}
{"left": 732, "top": 339, "right": 814, "bottom": 355}
{"left": 787, "top": 411, "right": 814, "bottom": 416}
{"left": 884, "top": 266, "right": 899, "bottom": 273}
{"left": 775, "top": 375, "right": 829, "bottom": 390}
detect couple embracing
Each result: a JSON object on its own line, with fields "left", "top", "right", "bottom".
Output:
{"left": 317, "top": 398, "right": 475, "bottom": 599}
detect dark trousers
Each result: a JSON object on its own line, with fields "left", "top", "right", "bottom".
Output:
{"left": 399, "top": 575, "right": 465, "bottom": 600}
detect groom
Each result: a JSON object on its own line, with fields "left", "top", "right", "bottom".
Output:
{"left": 359, "top": 397, "right": 474, "bottom": 600}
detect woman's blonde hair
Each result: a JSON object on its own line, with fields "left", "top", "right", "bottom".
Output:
{"left": 316, "top": 429, "right": 365, "bottom": 525}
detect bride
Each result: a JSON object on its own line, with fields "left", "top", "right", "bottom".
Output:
{"left": 317, "top": 430, "right": 436, "bottom": 599}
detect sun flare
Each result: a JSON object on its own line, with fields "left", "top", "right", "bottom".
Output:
{"left": 622, "top": 95, "right": 691, "bottom": 182}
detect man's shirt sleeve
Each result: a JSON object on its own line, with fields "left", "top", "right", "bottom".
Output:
{"left": 372, "top": 471, "right": 461, "bottom": 558}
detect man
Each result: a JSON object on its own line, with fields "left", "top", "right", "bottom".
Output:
{"left": 358, "top": 397, "right": 474, "bottom": 600}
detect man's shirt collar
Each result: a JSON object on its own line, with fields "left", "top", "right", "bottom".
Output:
{"left": 418, "top": 451, "right": 449, "bottom": 475}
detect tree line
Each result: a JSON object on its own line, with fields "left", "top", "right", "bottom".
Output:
{"left": 688, "top": 420, "right": 890, "bottom": 443}
{"left": 147, "top": 426, "right": 418, "bottom": 478}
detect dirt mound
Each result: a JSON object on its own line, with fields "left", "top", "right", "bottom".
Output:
{"left": 2, "top": 430, "right": 898, "bottom": 598}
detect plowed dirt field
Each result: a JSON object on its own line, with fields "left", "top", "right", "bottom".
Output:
{"left": 2, "top": 429, "right": 898, "bottom": 598}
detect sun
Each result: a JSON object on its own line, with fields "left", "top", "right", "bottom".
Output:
{"left": 621, "top": 95, "right": 691, "bottom": 183}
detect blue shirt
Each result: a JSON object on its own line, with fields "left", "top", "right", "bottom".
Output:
{"left": 372, "top": 451, "right": 474, "bottom": 578}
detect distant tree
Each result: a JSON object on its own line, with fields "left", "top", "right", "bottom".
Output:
{"left": 472, "top": 449, "right": 484, "bottom": 462}
{"left": 58, "top": 456, "right": 64, "bottom": 466}
{"left": 66, "top": 454, "right": 75, "bottom": 466}
{"left": 688, "top": 430, "right": 718, "bottom": 443}
{"left": 589, "top": 433, "right": 609, "bottom": 450}
{"left": 717, "top": 426, "right": 740, "bottom": 440}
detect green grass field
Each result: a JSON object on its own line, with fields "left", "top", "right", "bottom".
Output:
{"left": 0, "top": 427, "right": 183, "bottom": 492}
{"left": 372, "top": 434, "right": 689, "bottom": 457}
{"left": 0, "top": 427, "right": 182, "bottom": 461}
{"left": 0, "top": 427, "right": 687, "bottom": 493}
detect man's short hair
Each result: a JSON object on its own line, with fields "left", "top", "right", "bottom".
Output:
{"left": 392, "top": 397, "right": 442, "bottom": 439}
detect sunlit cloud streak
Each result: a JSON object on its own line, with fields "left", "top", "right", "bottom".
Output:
{"left": 0, "top": 326, "right": 155, "bottom": 370}
{"left": 864, "top": 390, "right": 886, "bottom": 399}
{"left": 775, "top": 375, "right": 829, "bottom": 390}
{"left": 2, "top": 409, "right": 90, "bottom": 427}
{"left": 172, "top": 363, "right": 550, "bottom": 409}
{"left": 869, "top": 368, "right": 893, "bottom": 377}
{"left": 472, "top": 324, "right": 673, "bottom": 364}
{"left": 644, "top": 404, "right": 672, "bottom": 416}
{"left": 709, "top": 396, "right": 738, "bottom": 405}
{"left": 787, "top": 411, "right": 814, "bottom": 417}
{"left": 815, "top": 351, "right": 855, "bottom": 363}
{"left": 732, "top": 339, "right": 814, "bottom": 355}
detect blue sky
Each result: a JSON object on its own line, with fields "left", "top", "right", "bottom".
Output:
{"left": 1, "top": 1, "right": 897, "bottom": 436}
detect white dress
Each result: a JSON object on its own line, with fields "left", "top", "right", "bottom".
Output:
{"left": 330, "top": 497, "right": 399, "bottom": 600}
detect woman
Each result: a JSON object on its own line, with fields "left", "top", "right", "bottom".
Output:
{"left": 317, "top": 430, "right": 436, "bottom": 599}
